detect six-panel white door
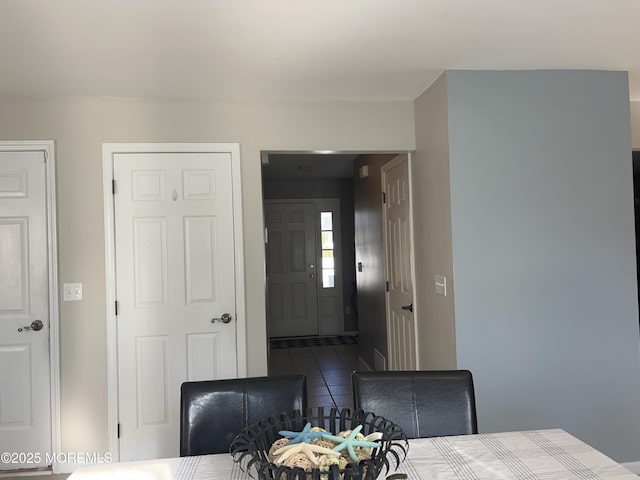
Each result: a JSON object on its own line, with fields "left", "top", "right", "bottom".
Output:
{"left": 265, "top": 202, "right": 318, "bottom": 337}
{"left": 382, "top": 154, "right": 417, "bottom": 370}
{"left": 114, "top": 152, "right": 238, "bottom": 461}
{"left": 0, "top": 151, "right": 51, "bottom": 470}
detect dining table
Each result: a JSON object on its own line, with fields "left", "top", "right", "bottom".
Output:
{"left": 67, "top": 428, "right": 637, "bottom": 480}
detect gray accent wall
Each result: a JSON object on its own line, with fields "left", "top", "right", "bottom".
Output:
{"left": 446, "top": 70, "right": 640, "bottom": 462}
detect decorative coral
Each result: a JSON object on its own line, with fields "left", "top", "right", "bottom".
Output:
{"left": 273, "top": 442, "right": 339, "bottom": 466}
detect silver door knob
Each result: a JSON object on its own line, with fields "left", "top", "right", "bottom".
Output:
{"left": 211, "top": 313, "right": 232, "bottom": 324}
{"left": 18, "top": 320, "right": 44, "bottom": 332}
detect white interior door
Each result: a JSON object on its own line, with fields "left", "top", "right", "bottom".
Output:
{"left": 265, "top": 202, "right": 318, "bottom": 337}
{"left": 114, "top": 151, "right": 238, "bottom": 461}
{"left": 0, "top": 150, "right": 51, "bottom": 469}
{"left": 382, "top": 154, "right": 417, "bottom": 370}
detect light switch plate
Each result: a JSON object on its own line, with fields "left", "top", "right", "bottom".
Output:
{"left": 434, "top": 275, "right": 447, "bottom": 296}
{"left": 63, "top": 283, "right": 83, "bottom": 301}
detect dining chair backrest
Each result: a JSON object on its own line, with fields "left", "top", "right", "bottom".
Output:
{"left": 352, "top": 370, "right": 477, "bottom": 439}
{"left": 180, "top": 374, "right": 307, "bottom": 456}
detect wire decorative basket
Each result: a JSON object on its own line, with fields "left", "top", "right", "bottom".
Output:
{"left": 230, "top": 407, "right": 408, "bottom": 480}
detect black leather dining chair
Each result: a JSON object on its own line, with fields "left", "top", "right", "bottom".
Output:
{"left": 352, "top": 370, "right": 477, "bottom": 439}
{"left": 180, "top": 374, "right": 307, "bottom": 456}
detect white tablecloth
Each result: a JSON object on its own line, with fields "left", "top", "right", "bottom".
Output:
{"left": 69, "top": 429, "right": 637, "bottom": 480}
{"left": 402, "top": 429, "right": 636, "bottom": 480}
{"left": 68, "top": 454, "right": 244, "bottom": 479}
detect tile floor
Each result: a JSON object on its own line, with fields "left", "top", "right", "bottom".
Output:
{"left": 267, "top": 343, "right": 359, "bottom": 410}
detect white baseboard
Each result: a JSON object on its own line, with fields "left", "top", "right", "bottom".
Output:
{"left": 54, "top": 463, "right": 76, "bottom": 474}
{"left": 373, "top": 348, "right": 386, "bottom": 371}
{"left": 622, "top": 461, "right": 640, "bottom": 474}
{"left": 357, "top": 355, "right": 372, "bottom": 371}
{"left": 0, "top": 470, "right": 53, "bottom": 478}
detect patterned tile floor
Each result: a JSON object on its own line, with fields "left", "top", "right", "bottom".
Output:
{"left": 267, "top": 343, "right": 359, "bottom": 410}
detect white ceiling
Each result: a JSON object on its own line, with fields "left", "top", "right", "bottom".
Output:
{"left": 2, "top": 0, "right": 640, "bottom": 101}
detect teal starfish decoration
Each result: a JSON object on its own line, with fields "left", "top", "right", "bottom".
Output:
{"left": 278, "top": 422, "right": 325, "bottom": 445}
{"left": 322, "top": 425, "right": 381, "bottom": 461}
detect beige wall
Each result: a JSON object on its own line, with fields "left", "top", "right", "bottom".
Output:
{"left": 412, "top": 73, "right": 457, "bottom": 369}
{"left": 0, "top": 96, "right": 414, "bottom": 459}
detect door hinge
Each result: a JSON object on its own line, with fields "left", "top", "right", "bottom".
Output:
{"left": 112, "top": 179, "right": 116, "bottom": 194}
{"left": 115, "top": 301, "right": 119, "bottom": 316}
{"left": 44, "top": 150, "right": 48, "bottom": 161}
{"left": 117, "top": 423, "right": 121, "bottom": 439}
{"left": 382, "top": 192, "right": 387, "bottom": 204}
{"left": 386, "top": 281, "right": 389, "bottom": 292}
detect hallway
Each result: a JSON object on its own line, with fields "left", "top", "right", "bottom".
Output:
{"left": 267, "top": 343, "right": 359, "bottom": 410}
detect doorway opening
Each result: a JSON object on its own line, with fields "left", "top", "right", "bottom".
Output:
{"left": 262, "top": 153, "right": 359, "bottom": 341}
{"left": 261, "top": 151, "right": 402, "bottom": 379}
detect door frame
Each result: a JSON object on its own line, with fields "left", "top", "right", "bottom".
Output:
{"left": 102, "top": 143, "right": 246, "bottom": 461}
{"left": 381, "top": 153, "right": 419, "bottom": 369}
{"left": 0, "top": 141, "right": 61, "bottom": 472}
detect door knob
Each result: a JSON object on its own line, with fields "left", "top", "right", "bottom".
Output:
{"left": 401, "top": 304, "right": 413, "bottom": 313}
{"left": 18, "top": 320, "right": 44, "bottom": 332}
{"left": 211, "top": 313, "right": 232, "bottom": 324}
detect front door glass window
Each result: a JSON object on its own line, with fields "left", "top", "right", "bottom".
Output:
{"left": 320, "top": 212, "right": 335, "bottom": 288}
